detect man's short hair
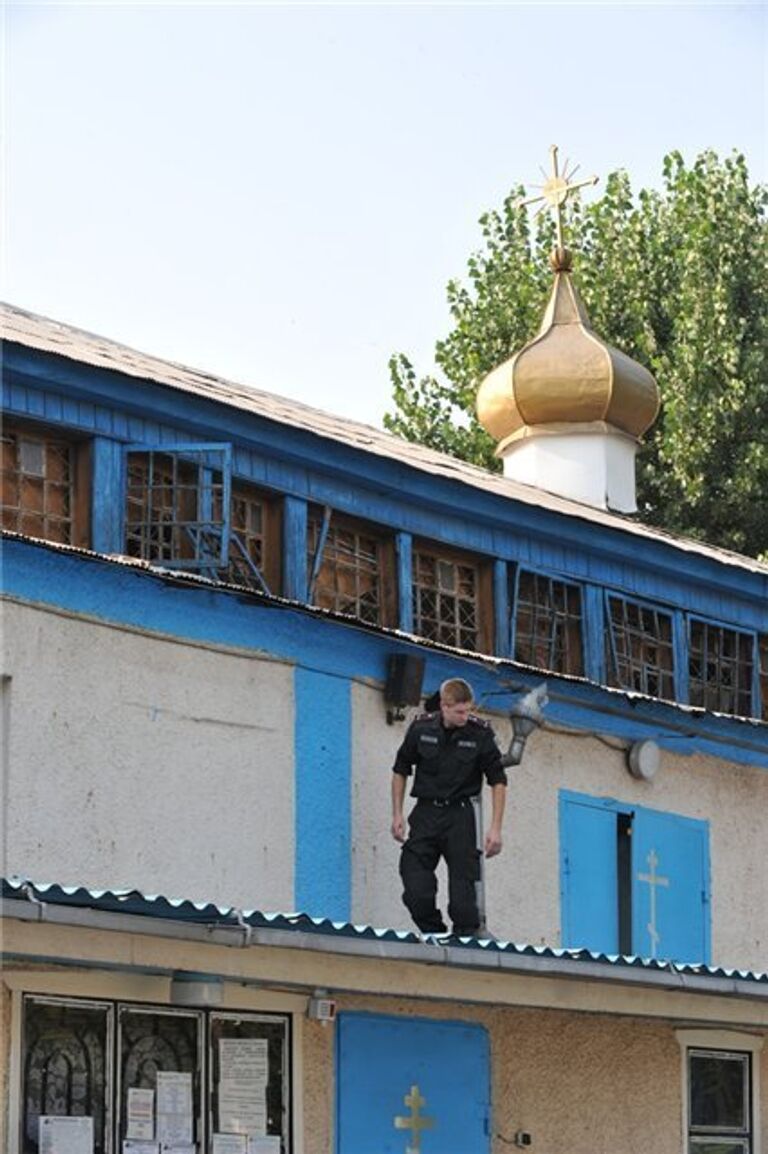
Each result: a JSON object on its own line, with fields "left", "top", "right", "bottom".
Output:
{"left": 440, "top": 678, "right": 474, "bottom": 705}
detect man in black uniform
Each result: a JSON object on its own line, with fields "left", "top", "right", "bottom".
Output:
{"left": 391, "top": 677, "right": 507, "bottom": 937}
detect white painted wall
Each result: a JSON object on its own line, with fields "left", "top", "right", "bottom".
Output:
{"left": 4, "top": 599, "right": 766, "bottom": 971}
{"left": 351, "top": 682, "right": 768, "bottom": 971}
{"left": 1, "top": 600, "right": 295, "bottom": 911}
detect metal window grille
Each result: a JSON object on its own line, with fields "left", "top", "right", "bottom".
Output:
{"left": 514, "top": 570, "right": 583, "bottom": 675}
{"left": 1, "top": 430, "right": 74, "bottom": 543}
{"left": 606, "top": 595, "right": 675, "bottom": 700}
{"left": 412, "top": 550, "right": 478, "bottom": 650}
{"left": 20, "top": 997, "right": 291, "bottom": 1154}
{"left": 308, "top": 513, "right": 382, "bottom": 624}
{"left": 689, "top": 620, "right": 754, "bottom": 717}
{"left": 217, "top": 488, "right": 271, "bottom": 592}
{"left": 22, "top": 996, "right": 111, "bottom": 1154}
{"left": 687, "top": 1049, "right": 752, "bottom": 1152}
{"left": 124, "top": 446, "right": 231, "bottom": 570}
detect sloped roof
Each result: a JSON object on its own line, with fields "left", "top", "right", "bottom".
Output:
{"left": 3, "top": 877, "right": 767, "bottom": 997}
{"left": 3, "top": 302, "right": 767, "bottom": 579}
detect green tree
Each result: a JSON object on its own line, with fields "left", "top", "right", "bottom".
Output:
{"left": 385, "top": 151, "right": 768, "bottom": 558}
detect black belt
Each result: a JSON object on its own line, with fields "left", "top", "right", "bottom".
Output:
{"left": 419, "top": 797, "right": 473, "bottom": 808}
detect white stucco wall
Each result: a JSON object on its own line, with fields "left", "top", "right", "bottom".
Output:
{"left": 1, "top": 600, "right": 295, "bottom": 910}
{"left": 351, "top": 681, "right": 768, "bottom": 971}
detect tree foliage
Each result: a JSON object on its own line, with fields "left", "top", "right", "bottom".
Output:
{"left": 384, "top": 152, "right": 768, "bottom": 558}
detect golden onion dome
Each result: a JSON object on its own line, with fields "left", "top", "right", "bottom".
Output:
{"left": 476, "top": 246, "right": 660, "bottom": 451}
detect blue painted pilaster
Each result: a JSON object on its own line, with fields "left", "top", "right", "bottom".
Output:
{"left": 283, "top": 495, "right": 308, "bottom": 601}
{"left": 91, "top": 438, "right": 124, "bottom": 554}
{"left": 583, "top": 584, "right": 606, "bottom": 683}
{"left": 673, "top": 611, "right": 690, "bottom": 704}
{"left": 493, "top": 559, "right": 510, "bottom": 657}
{"left": 395, "top": 532, "right": 413, "bottom": 633}
{"left": 294, "top": 668, "right": 351, "bottom": 919}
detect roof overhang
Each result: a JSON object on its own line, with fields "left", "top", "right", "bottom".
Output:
{"left": 3, "top": 881, "right": 767, "bottom": 1029}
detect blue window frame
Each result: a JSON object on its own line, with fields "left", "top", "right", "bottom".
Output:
{"left": 605, "top": 592, "right": 676, "bottom": 701}
{"left": 124, "top": 443, "right": 232, "bottom": 570}
{"left": 560, "top": 791, "right": 710, "bottom": 963}
{"left": 512, "top": 567, "right": 584, "bottom": 676}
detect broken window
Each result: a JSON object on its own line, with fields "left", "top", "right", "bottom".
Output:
{"left": 606, "top": 594, "right": 675, "bottom": 701}
{"left": 308, "top": 507, "right": 387, "bottom": 625}
{"left": 514, "top": 570, "right": 583, "bottom": 676}
{"left": 689, "top": 619, "right": 755, "bottom": 717}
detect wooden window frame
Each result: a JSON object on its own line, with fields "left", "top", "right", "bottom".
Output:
{"left": 512, "top": 567, "right": 584, "bottom": 676}
{"left": 605, "top": 592, "right": 675, "bottom": 701}
{"left": 226, "top": 480, "right": 282, "bottom": 595}
{"left": 307, "top": 506, "right": 396, "bottom": 628}
{"left": 411, "top": 539, "right": 493, "bottom": 655}
{"left": 688, "top": 615, "right": 756, "bottom": 719}
{"left": 1, "top": 420, "right": 90, "bottom": 548}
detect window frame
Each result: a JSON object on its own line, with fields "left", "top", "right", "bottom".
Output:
{"left": 604, "top": 589, "right": 677, "bottom": 702}
{"left": 411, "top": 538, "right": 493, "bottom": 654}
{"left": 511, "top": 564, "right": 585, "bottom": 677}
{"left": 307, "top": 504, "right": 397, "bottom": 628}
{"left": 16, "top": 993, "right": 294, "bottom": 1154}
{"left": 124, "top": 442, "right": 233, "bottom": 571}
{"left": 687, "top": 612, "right": 759, "bottom": 720}
{"left": 676, "top": 1030, "right": 763, "bottom": 1154}
{"left": 1, "top": 419, "right": 91, "bottom": 549}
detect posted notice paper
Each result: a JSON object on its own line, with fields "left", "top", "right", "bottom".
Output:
{"left": 127, "top": 1088, "right": 155, "bottom": 1140}
{"left": 39, "top": 1115, "right": 94, "bottom": 1154}
{"left": 217, "top": 1038, "right": 269, "bottom": 1135}
{"left": 156, "top": 1071, "right": 193, "bottom": 1146}
{"left": 212, "top": 1135, "right": 247, "bottom": 1154}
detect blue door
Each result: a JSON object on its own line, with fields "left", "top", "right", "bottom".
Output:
{"left": 632, "top": 807, "right": 710, "bottom": 963}
{"left": 336, "top": 1013, "right": 490, "bottom": 1154}
{"left": 560, "top": 794, "right": 619, "bottom": 953}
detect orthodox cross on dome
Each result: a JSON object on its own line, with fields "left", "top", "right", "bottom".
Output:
{"left": 637, "top": 848, "right": 670, "bottom": 960}
{"left": 394, "top": 1084, "right": 435, "bottom": 1153}
{"left": 520, "top": 144, "right": 599, "bottom": 250}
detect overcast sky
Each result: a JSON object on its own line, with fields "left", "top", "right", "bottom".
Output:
{"left": 5, "top": 2, "right": 767, "bottom": 427}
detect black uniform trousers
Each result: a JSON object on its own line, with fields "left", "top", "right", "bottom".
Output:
{"left": 399, "top": 798, "right": 481, "bottom": 936}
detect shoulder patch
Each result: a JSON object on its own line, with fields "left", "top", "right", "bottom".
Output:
{"left": 468, "top": 714, "right": 489, "bottom": 727}
{"left": 415, "top": 710, "right": 438, "bottom": 722}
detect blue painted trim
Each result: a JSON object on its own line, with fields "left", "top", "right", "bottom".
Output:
{"left": 493, "top": 559, "right": 510, "bottom": 658}
{"left": 582, "top": 584, "right": 605, "bottom": 684}
{"left": 5, "top": 350, "right": 768, "bottom": 622}
{"left": 294, "top": 668, "right": 351, "bottom": 920}
{"left": 91, "top": 437, "right": 125, "bottom": 554}
{"left": 672, "top": 611, "right": 689, "bottom": 704}
{"left": 4, "top": 538, "right": 767, "bottom": 767}
{"left": 282, "top": 496, "right": 308, "bottom": 602}
{"left": 395, "top": 532, "right": 413, "bottom": 633}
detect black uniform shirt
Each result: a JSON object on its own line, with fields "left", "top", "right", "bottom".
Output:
{"left": 392, "top": 711, "right": 507, "bottom": 801}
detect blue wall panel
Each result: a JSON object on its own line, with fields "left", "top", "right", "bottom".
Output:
{"left": 294, "top": 667, "right": 351, "bottom": 920}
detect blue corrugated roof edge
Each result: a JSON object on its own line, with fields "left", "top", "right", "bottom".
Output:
{"left": 3, "top": 876, "right": 766, "bottom": 985}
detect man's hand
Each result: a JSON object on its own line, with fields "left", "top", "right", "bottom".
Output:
{"left": 484, "top": 828, "right": 503, "bottom": 858}
{"left": 391, "top": 814, "right": 406, "bottom": 843}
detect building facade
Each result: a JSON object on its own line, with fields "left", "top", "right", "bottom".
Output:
{"left": 2, "top": 297, "right": 767, "bottom": 1153}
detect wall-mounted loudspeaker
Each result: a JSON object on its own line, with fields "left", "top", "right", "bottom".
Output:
{"left": 384, "top": 654, "right": 425, "bottom": 723}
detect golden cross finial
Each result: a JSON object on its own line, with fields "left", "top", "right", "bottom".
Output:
{"left": 394, "top": 1084, "right": 435, "bottom": 1153}
{"left": 520, "top": 144, "right": 599, "bottom": 249}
